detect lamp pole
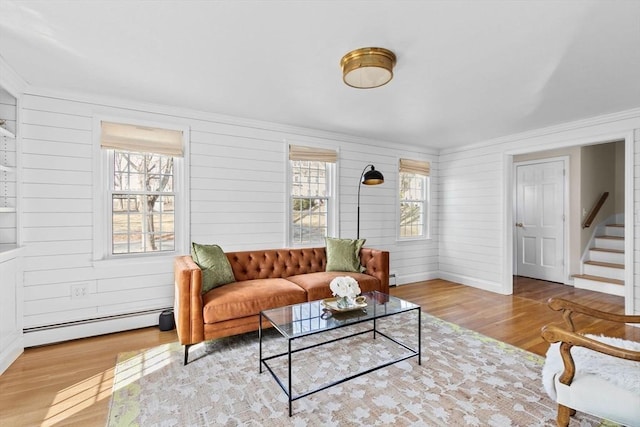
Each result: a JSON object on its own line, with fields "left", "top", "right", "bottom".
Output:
{"left": 357, "top": 164, "right": 384, "bottom": 239}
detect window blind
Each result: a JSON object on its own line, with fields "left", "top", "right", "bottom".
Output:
{"left": 101, "top": 121, "right": 184, "bottom": 157}
{"left": 289, "top": 144, "right": 337, "bottom": 163}
{"left": 399, "top": 158, "right": 430, "bottom": 176}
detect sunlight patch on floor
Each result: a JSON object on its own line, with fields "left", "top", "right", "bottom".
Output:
{"left": 42, "top": 369, "right": 113, "bottom": 427}
{"left": 40, "top": 345, "right": 172, "bottom": 426}
{"left": 112, "top": 343, "right": 173, "bottom": 391}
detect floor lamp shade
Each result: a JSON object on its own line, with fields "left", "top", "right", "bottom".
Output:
{"left": 357, "top": 165, "right": 384, "bottom": 239}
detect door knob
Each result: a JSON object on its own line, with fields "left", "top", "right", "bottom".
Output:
{"left": 515, "top": 223, "right": 524, "bottom": 227}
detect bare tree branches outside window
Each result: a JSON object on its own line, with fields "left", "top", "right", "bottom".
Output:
{"left": 399, "top": 172, "right": 426, "bottom": 238}
{"left": 112, "top": 151, "right": 175, "bottom": 254}
{"left": 290, "top": 160, "right": 330, "bottom": 244}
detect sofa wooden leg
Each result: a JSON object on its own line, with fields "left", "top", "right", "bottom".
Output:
{"left": 557, "top": 404, "right": 572, "bottom": 427}
{"left": 184, "top": 344, "right": 192, "bottom": 366}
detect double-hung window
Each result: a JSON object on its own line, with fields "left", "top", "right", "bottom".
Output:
{"left": 100, "top": 121, "right": 184, "bottom": 257}
{"left": 399, "top": 158, "right": 430, "bottom": 239}
{"left": 288, "top": 144, "right": 337, "bottom": 245}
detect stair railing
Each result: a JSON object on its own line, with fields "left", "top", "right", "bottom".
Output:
{"left": 582, "top": 192, "right": 609, "bottom": 229}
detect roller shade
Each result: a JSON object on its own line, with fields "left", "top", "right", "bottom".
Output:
{"left": 101, "top": 121, "right": 184, "bottom": 157}
{"left": 289, "top": 144, "right": 337, "bottom": 163}
{"left": 399, "top": 158, "right": 430, "bottom": 176}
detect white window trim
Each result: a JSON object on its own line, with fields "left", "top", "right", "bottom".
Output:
{"left": 92, "top": 115, "right": 190, "bottom": 263}
{"left": 397, "top": 159, "right": 431, "bottom": 242}
{"left": 285, "top": 142, "right": 339, "bottom": 247}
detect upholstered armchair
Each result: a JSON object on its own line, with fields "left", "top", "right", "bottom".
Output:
{"left": 541, "top": 298, "right": 640, "bottom": 427}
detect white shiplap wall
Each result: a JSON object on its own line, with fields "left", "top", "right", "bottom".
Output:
{"left": 635, "top": 129, "right": 640, "bottom": 313}
{"left": 19, "top": 91, "right": 438, "bottom": 345}
{"left": 438, "top": 145, "right": 505, "bottom": 292}
{"left": 438, "top": 108, "right": 640, "bottom": 313}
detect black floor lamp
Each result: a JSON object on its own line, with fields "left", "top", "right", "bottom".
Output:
{"left": 357, "top": 164, "right": 384, "bottom": 239}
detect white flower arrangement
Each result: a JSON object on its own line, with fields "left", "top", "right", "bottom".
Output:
{"left": 329, "top": 276, "right": 361, "bottom": 299}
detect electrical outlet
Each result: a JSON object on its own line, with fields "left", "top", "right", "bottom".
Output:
{"left": 71, "top": 283, "right": 88, "bottom": 299}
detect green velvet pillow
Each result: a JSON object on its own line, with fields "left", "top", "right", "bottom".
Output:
{"left": 191, "top": 243, "right": 236, "bottom": 293}
{"left": 325, "top": 237, "right": 366, "bottom": 273}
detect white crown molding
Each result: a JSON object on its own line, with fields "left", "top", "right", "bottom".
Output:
{"left": 0, "top": 55, "right": 28, "bottom": 96}
{"left": 23, "top": 85, "right": 439, "bottom": 156}
{"left": 440, "top": 107, "right": 640, "bottom": 155}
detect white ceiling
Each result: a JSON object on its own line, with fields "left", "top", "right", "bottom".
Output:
{"left": 1, "top": 1, "right": 639, "bottom": 149}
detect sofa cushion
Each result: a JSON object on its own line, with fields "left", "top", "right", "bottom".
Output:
{"left": 287, "top": 271, "right": 381, "bottom": 302}
{"left": 191, "top": 243, "right": 236, "bottom": 293}
{"left": 325, "top": 237, "right": 366, "bottom": 272}
{"left": 202, "top": 278, "right": 307, "bottom": 324}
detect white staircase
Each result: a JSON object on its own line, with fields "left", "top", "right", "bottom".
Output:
{"left": 573, "top": 224, "right": 625, "bottom": 296}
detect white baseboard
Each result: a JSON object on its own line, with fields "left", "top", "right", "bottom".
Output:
{"left": 395, "top": 271, "right": 440, "bottom": 286}
{"left": 392, "top": 271, "right": 505, "bottom": 294}
{"left": 0, "top": 332, "right": 23, "bottom": 375}
{"left": 437, "top": 271, "right": 508, "bottom": 295}
{"left": 23, "top": 310, "right": 165, "bottom": 347}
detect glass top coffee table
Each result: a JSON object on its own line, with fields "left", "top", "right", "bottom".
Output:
{"left": 259, "top": 291, "right": 421, "bottom": 416}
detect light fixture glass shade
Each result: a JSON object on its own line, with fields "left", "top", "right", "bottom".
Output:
{"left": 341, "top": 47, "right": 396, "bottom": 89}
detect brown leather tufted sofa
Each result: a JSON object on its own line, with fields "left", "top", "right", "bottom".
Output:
{"left": 174, "top": 247, "right": 389, "bottom": 364}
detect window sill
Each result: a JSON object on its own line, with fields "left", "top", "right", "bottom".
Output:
{"left": 397, "top": 237, "right": 431, "bottom": 243}
{"left": 93, "top": 253, "right": 179, "bottom": 268}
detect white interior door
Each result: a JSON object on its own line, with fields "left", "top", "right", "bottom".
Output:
{"left": 515, "top": 160, "right": 565, "bottom": 283}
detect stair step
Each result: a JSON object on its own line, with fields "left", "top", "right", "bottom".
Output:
{"left": 604, "top": 224, "right": 625, "bottom": 237}
{"left": 590, "top": 248, "right": 624, "bottom": 254}
{"left": 573, "top": 274, "right": 624, "bottom": 285}
{"left": 588, "top": 248, "right": 624, "bottom": 263}
{"left": 573, "top": 274, "right": 625, "bottom": 296}
{"left": 594, "top": 236, "right": 625, "bottom": 250}
{"left": 584, "top": 260, "right": 624, "bottom": 269}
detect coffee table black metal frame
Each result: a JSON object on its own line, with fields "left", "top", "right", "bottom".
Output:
{"left": 259, "top": 291, "right": 421, "bottom": 416}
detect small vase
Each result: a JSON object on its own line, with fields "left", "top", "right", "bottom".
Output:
{"left": 336, "top": 296, "right": 352, "bottom": 309}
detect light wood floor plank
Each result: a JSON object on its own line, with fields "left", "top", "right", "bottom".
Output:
{"left": 0, "top": 277, "right": 637, "bottom": 426}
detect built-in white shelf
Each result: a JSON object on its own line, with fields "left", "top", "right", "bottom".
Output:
{"left": 0, "top": 243, "right": 21, "bottom": 258}
{"left": 0, "top": 123, "right": 16, "bottom": 216}
{"left": 0, "top": 126, "right": 15, "bottom": 139}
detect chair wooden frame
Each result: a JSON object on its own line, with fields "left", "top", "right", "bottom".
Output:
{"left": 541, "top": 298, "right": 640, "bottom": 427}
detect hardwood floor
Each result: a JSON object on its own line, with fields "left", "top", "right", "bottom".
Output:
{"left": 393, "top": 276, "right": 638, "bottom": 355}
{"left": 0, "top": 277, "right": 637, "bottom": 426}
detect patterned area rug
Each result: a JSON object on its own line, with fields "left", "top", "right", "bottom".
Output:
{"left": 107, "top": 312, "right": 603, "bottom": 426}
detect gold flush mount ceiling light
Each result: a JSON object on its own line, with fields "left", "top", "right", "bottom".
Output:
{"left": 340, "top": 47, "right": 396, "bottom": 89}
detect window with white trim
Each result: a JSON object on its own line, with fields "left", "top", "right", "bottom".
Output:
{"left": 100, "top": 121, "right": 184, "bottom": 256}
{"left": 288, "top": 144, "right": 337, "bottom": 245}
{"left": 399, "top": 158, "right": 430, "bottom": 239}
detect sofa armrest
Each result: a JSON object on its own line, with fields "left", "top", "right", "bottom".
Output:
{"left": 360, "top": 248, "right": 390, "bottom": 294}
{"left": 174, "top": 255, "right": 205, "bottom": 345}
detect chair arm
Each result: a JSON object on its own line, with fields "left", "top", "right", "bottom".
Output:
{"left": 541, "top": 324, "right": 640, "bottom": 386}
{"left": 174, "top": 255, "right": 205, "bottom": 345}
{"left": 547, "top": 297, "right": 640, "bottom": 332}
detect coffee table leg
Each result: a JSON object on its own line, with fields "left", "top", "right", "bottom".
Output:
{"left": 288, "top": 338, "right": 292, "bottom": 416}
{"left": 418, "top": 309, "right": 422, "bottom": 365}
{"left": 373, "top": 318, "right": 377, "bottom": 339}
{"left": 259, "top": 312, "right": 263, "bottom": 373}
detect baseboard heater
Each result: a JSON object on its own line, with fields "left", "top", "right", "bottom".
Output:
{"left": 23, "top": 307, "right": 171, "bottom": 333}
{"left": 389, "top": 272, "right": 397, "bottom": 287}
